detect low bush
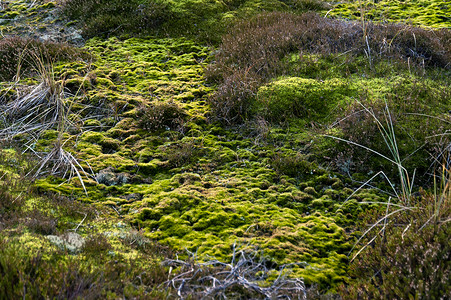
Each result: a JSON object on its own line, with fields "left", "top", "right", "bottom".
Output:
{"left": 0, "top": 36, "right": 89, "bottom": 81}
{"left": 0, "top": 173, "right": 26, "bottom": 230}
{"left": 160, "top": 140, "right": 206, "bottom": 168}
{"left": 208, "top": 71, "right": 260, "bottom": 125}
{"left": 24, "top": 209, "right": 58, "bottom": 235}
{"left": 82, "top": 234, "right": 112, "bottom": 254}
{"left": 339, "top": 191, "right": 450, "bottom": 299}
{"left": 271, "top": 151, "right": 316, "bottom": 178}
{"left": 136, "top": 101, "right": 187, "bottom": 132}
{"left": 58, "top": 0, "right": 173, "bottom": 38}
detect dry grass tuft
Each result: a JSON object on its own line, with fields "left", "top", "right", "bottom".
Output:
{"left": 0, "top": 47, "right": 94, "bottom": 192}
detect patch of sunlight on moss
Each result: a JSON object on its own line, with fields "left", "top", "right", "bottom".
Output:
{"left": 329, "top": 0, "right": 451, "bottom": 28}
{"left": 255, "top": 76, "right": 355, "bottom": 122}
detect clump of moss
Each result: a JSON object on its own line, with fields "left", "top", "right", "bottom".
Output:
{"left": 255, "top": 77, "right": 353, "bottom": 122}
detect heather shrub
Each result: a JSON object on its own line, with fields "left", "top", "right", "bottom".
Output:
{"left": 0, "top": 150, "right": 38, "bottom": 229}
{"left": 82, "top": 233, "right": 112, "bottom": 254}
{"left": 25, "top": 209, "right": 58, "bottom": 235}
{"left": 0, "top": 173, "right": 25, "bottom": 229}
{"left": 281, "top": 0, "right": 330, "bottom": 11}
{"left": 160, "top": 140, "right": 206, "bottom": 168}
{"left": 339, "top": 191, "right": 450, "bottom": 299}
{"left": 136, "top": 101, "right": 187, "bottom": 132}
{"left": 364, "top": 22, "right": 451, "bottom": 69}
{"left": 271, "top": 151, "right": 317, "bottom": 178}
{"left": 208, "top": 71, "right": 260, "bottom": 124}
{"left": 0, "top": 37, "right": 88, "bottom": 81}
{"left": 58, "top": 0, "right": 173, "bottom": 37}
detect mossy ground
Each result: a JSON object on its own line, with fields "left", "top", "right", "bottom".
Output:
{"left": 1, "top": 0, "right": 450, "bottom": 297}
{"left": 329, "top": 0, "right": 451, "bottom": 28}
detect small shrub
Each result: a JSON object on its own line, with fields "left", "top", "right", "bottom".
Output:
{"left": 121, "top": 229, "right": 174, "bottom": 257}
{"left": 0, "top": 150, "right": 37, "bottom": 229}
{"left": 339, "top": 192, "right": 450, "bottom": 299}
{"left": 0, "top": 174, "right": 25, "bottom": 229}
{"left": 160, "top": 140, "right": 205, "bottom": 168}
{"left": 271, "top": 151, "right": 316, "bottom": 178}
{"left": 208, "top": 71, "right": 260, "bottom": 124}
{"left": 58, "top": 0, "right": 173, "bottom": 37}
{"left": 136, "top": 101, "right": 187, "bottom": 132}
{"left": 24, "top": 210, "right": 58, "bottom": 235}
{"left": 82, "top": 233, "right": 112, "bottom": 254}
{"left": 0, "top": 36, "right": 89, "bottom": 81}
{"left": 281, "top": 0, "right": 330, "bottom": 11}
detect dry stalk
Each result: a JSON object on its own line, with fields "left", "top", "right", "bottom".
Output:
{"left": 162, "top": 243, "right": 306, "bottom": 299}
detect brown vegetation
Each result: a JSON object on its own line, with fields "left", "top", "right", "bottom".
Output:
{"left": 207, "top": 12, "right": 451, "bottom": 124}
{"left": 0, "top": 36, "right": 89, "bottom": 81}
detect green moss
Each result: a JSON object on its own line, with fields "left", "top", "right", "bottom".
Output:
{"left": 329, "top": 0, "right": 451, "bottom": 28}
{"left": 6, "top": 2, "right": 448, "bottom": 294}
{"left": 80, "top": 131, "right": 120, "bottom": 152}
{"left": 255, "top": 77, "right": 354, "bottom": 122}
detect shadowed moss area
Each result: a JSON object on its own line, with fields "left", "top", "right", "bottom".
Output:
{"left": 58, "top": 0, "right": 331, "bottom": 41}
{"left": 0, "top": 149, "right": 173, "bottom": 298}
{"left": 329, "top": 0, "right": 451, "bottom": 28}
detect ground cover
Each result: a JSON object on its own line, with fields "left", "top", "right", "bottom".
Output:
{"left": 0, "top": 0, "right": 450, "bottom": 298}
{"left": 329, "top": 0, "right": 451, "bottom": 28}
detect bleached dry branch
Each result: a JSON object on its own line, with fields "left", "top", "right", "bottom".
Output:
{"left": 162, "top": 244, "right": 306, "bottom": 299}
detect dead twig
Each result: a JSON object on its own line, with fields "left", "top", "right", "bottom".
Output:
{"left": 162, "top": 243, "right": 306, "bottom": 299}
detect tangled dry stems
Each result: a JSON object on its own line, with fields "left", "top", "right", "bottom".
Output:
{"left": 163, "top": 244, "right": 306, "bottom": 299}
